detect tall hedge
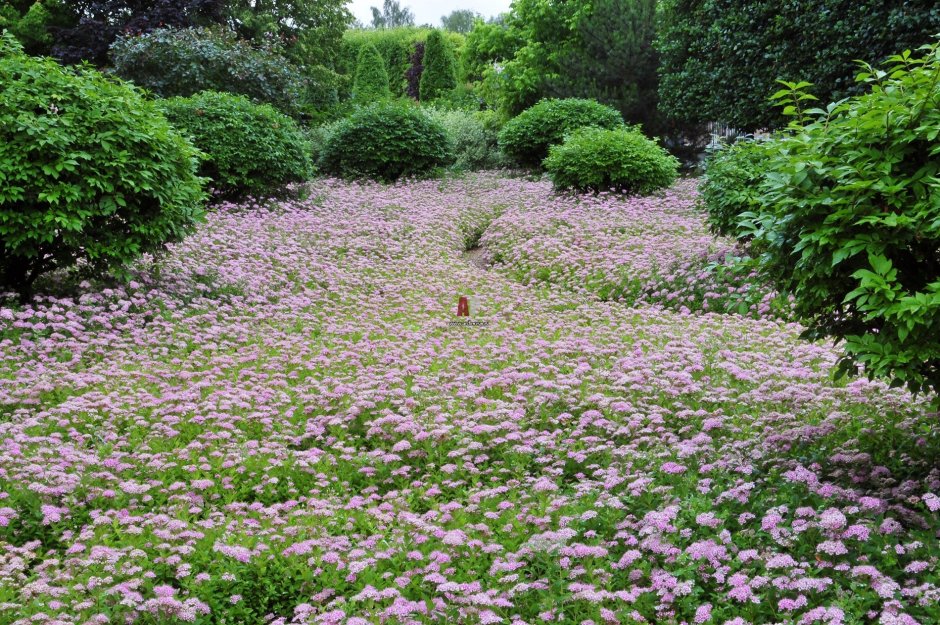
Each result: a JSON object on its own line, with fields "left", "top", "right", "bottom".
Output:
{"left": 419, "top": 30, "right": 457, "bottom": 101}
{"left": 338, "top": 27, "right": 464, "bottom": 98}
{"left": 352, "top": 42, "right": 390, "bottom": 101}
{"left": 656, "top": 0, "right": 940, "bottom": 131}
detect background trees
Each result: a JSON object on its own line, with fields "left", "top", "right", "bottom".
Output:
{"left": 468, "top": 0, "right": 659, "bottom": 130}
{"left": 370, "top": 0, "right": 414, "bottom": 29}
{"left": 441, "top": 9, "right": 478, "bottom": 34}
{"left": 48, "top": 0, "right": 225, "bottom": 65}
{"left": 224, "top": 0, "right": 351, "bottom": 67}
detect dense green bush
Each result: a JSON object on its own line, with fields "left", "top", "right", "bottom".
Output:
{"left": 657, "top": 0, "right": 940, "bottom": 131}
{"left": 425, "top": 107, "right": 505, "bottom": 170}
{"left": 543, "top": 126, "right": 678, "bottom": 194}
{"left": 700, "top": 139, "right": 775, "bottom": 237}
{"left": 749, "top": 42, "right": 940, "bottom": 397}
{"left": 0, "top": 33, "right": 205, "bottom": 299}
{"left": 318, "top": 101, "right": 453, "bottom": 181}
{"left": 110, "top": 27, "right": 339, "bottom": 118}
{"left": 497, "top": 98, "right": 623, "bottom": 168}
{"left": 352, "top": 42, "right": 390, "bottom": 101}
{"left": 159, "top": 91, "right": 312, "bottom": 198}
{"left": 419, "top": 30, "right": 457, "bottom": 101}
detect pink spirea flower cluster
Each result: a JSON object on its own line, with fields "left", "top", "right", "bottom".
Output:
{"left": 0, "top": 174, "right": 937, "bottom": 624}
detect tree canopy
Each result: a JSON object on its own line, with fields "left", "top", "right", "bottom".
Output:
{"left": 370, "top": 0, "right": 414, "bottom": 28}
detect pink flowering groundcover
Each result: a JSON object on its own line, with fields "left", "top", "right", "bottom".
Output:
{"left": 0, "top": 174, "right": 937, "bottom": 625}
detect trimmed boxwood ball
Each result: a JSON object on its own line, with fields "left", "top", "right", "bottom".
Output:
{"left": 0, "top": 33, "right": 206, "bottom": 300}
{"left": 159, "top": 91, "right": 313, "bottom": 199}
{"left": 318, "top": 101, "right": 454, "bottom": 182}
{"left": 543, "top": 126, "right": 679, "bottom": 194}
{"left": 498, "top": 98, "right": 624, "bottom": 168}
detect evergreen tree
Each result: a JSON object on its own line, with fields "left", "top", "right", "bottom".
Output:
{"left": 549, "top": 0, "right": 658, "bottom": 131}
{"left": 419, "top": 30, "right": 456, "bottom": 101}
{"left": 352, "top": 42, "right": 391, "bottom": 101}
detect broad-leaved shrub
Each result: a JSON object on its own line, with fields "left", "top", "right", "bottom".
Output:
{"left": 543, "top": 126, "right": 678, "bottom": 194}
{"left": 318, "top": 101, "right": 453, "bottom": 182}
{"left": 751, "top": 41, "right": 940, "bottom": 397}
{"left": 159, "top": 91, "right": 312, "bottom": 198}
{"left": 111, "top": 27, "right": 338, "bottom": 118}
{"left": 0, "top": 33, "right": 205, "bottom": 300}
{"left": 701, "top": 138, "right": 776, "bottom": 237}
{"left": 425, "top": 107, "right": 505, "bottom": 170}
{"left": 498, "top": 98, "right": 623, "bottom": 168}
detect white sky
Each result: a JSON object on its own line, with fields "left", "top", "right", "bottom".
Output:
{"left": 346, "top": 0, "right": 512, "bottom": 28}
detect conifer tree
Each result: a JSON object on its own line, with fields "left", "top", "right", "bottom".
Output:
{"left": 352, "top": 42, "right": 391, "bottom": 102}
{"left": 419, "top": 30, "right": 457, "bottom": 101}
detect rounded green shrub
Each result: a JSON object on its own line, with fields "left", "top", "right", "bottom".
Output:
{"left": 318, "top": 101, "right": 453, "bottom": 182}
{"left": 700, "top": 138, "right": 775, "bottom": 237}
{"left": 498, "top": 98, "right": 624, "bottom": 168}
{"left": 352, "top": 42, "right": 391, "bottom": 102}
{"left": 419, "top": 30, "right": 457, "bottom": 101}
{"left": 110, "top": 27, "right": 339, "bottom": 118}
{"left": 425, "top": 107, "right": 505, "bottom": 170}
{"left": 751, "top": 43, "right": 940, "bottom": 398}
{"left": 0, "top": 33, "right": 205, "bottom": 300}
{"left": 543, "top": 126, "right": 678, "bottom": 194}
{"left": 159, "top": 91, "right": 312, "bottom": 198}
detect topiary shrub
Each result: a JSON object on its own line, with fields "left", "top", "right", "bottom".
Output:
{"left": 425, "top": 107, "right": 505, "bottom": 170}
{"left": 352, "top": 42, "right": 391, "bottom": 102}
{"left": 419, "top": 29, "right": 457, "bottom": 101}
{"left": 543, "top": 126, "right": 678, "bottom": 194}
{"left": 110, "top": 27, "right": 338, "bottom": 118}
{"left": 750, "top": 41, "right": 940, "bottom": 397}
{"left": 159, "top": 91, "right": 312, "bottom": 198}
{"left": 498, "top": 98, "right": 624, "bottom": 168}
{"left": 318, "top": 101, "right": 453, "bottom": 182}
{"left": 0, "top": 33, "right": 205, "bottom": 300}
{"left": 700, "top": 138, "right": 776, "bottom": 237}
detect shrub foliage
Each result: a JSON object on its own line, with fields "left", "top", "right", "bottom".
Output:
{"left": 0, "top": 34, "right": 205, "bottom": 299}
{"left": 750, "top": 41, "right": 940, "bottom": 396}
{"left": 159, "top": 91, "right": 312, "bottom": 198}
{"left": 110, "top": 27, "right": 336, "bottom": 118}
{"left": 425, "top": 107, "right": 505, "bottom": 170}
{"left": 498, "top": 98, "right": 623, "bottom": 168}
{"left": 543, "top": 126, "right": 678, "bottom": 194}
{"left": 318, "top": 101, "right": 453, "bottom": 182}
{"left": 700, "top": 139, "right": 775, "bottom": 238}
